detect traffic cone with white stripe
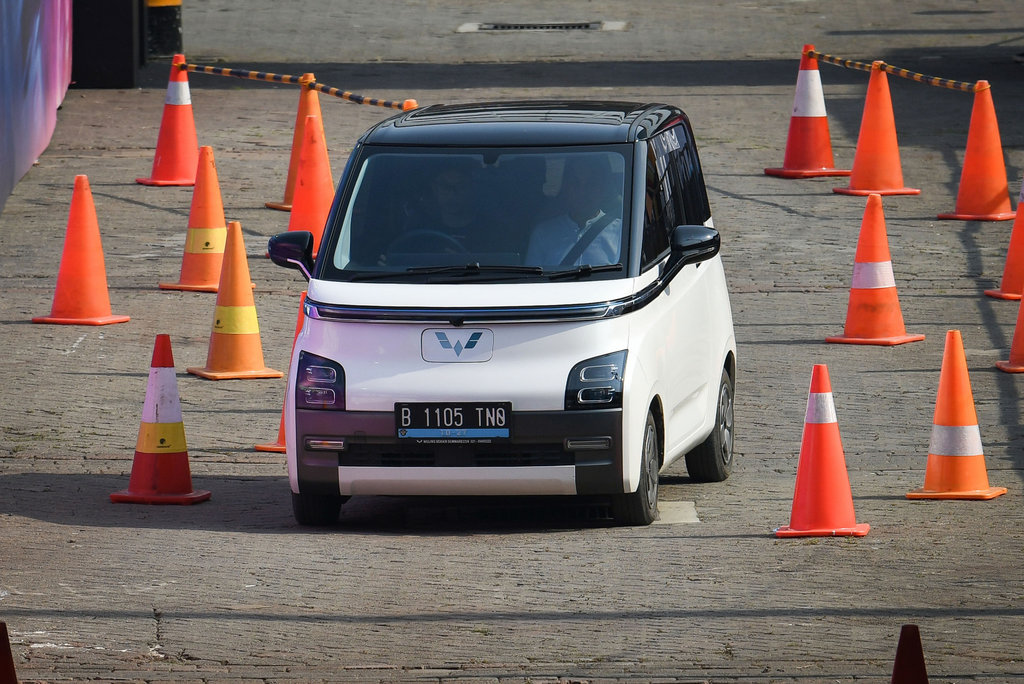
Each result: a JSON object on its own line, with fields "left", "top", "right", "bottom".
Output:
{"left": 937, "top": 81, "right": 1015, "bottom": 221}
{"left": 996, "top": 300, "right": 1024, "bottom": 373}
{"left": 907, "top": 330, "right": 1007, "bottom": 500}
{"left": 267, "top": 73, "right": 321, "bottom": 211}
{"left": 834, "top": 62, "right": 920, "bottom": 196}
{"left": 187, "top": 221, "right": 283, "bottom": 380}
{"left": 765, "top": 45, "right": 851, "bottom": 178}
{"left": 137, "top": 54, "right": 199, "bottom": 186}
{"left": 775, "top": 364, "right": 870, "bottom": 537}
{"left": 826, "top": 194, "right": 925, "bottom": 345}
{"left": 111, "top": 335, "right": 211, "bottom": 504}
{"left": 255, "top": 291, "right": 306, "bottom": 452}
{"left": 159, "top": 146, "right": 227, "bottom": 292}
{"left": 984, "top": 181, "right": 1024, "bottom": 300}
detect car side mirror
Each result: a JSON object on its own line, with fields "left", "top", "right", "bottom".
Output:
{"left": 670, "top": 225, "right": 720, "bottom": 268}
{"left": 268, "top": 231, "right": 314, "bottom": 281}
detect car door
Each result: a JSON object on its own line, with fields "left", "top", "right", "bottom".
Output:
{"left": 637, "top": 124, "right": 717, "bottom": 456}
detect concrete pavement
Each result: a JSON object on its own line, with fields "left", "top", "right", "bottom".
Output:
{"left": 1, "top": 1, "right": 1023, "bottom": 681}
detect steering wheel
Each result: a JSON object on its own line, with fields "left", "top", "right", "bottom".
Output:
{"left": 388, "top": 229, "right": 468, "bottom": 254}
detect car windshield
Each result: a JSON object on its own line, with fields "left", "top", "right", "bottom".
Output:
{"left": 320, "top": 145, "right": 632, "bottom": 282}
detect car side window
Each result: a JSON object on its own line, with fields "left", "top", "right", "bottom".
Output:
{"left": 640, "top": 124, "right": 712, "bottom": 272}
{"left": 674, "top": 124, "right": 711, "bottom": 225}
{"left": 640, "top": 132, "right": 677, "bottom": 270}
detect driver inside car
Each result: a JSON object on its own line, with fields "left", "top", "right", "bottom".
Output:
{"left": 392, "top": 164, "right": 481, "bottom": 254}
{"left": 525, "top": 156, "right": 622, "bottom": 268}
{"left": 390, "top": 161, "right": 521, "bottom": 262}
{"left": 423, "top": 166, "right": 479, "bottom": 245}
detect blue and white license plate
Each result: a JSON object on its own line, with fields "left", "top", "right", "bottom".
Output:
{"left": 396, "top": 402, "right": 511, "bottom": 442}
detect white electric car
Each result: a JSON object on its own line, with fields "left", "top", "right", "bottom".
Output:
{"left": 269, "top": 101, "right": 736, "bottom": 526}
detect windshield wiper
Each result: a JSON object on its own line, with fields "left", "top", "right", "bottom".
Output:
{"left": 544, "top": 263, "right": 623, "bottom": 280}
{"left": 349, "top": 263, "right": 544, "bottom": 281}
{"left": 406, "top": 263, "right": 545, "bottom": 276}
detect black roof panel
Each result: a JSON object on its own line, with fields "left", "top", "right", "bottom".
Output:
{"left": 359, "top": 100, "right": 687, "bottom": 146}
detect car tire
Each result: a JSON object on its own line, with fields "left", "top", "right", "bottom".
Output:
{"left": 613, "top": 408, "right": 660, "bottom": 526}
{"left": 685, "top": 367, "right": 735, "bottom": 482}
{"left": 291, "top": 491, "right": 346, "bottom": 526}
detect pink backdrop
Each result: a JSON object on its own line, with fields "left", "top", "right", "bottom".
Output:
{"left": 1, "top": 0, "right": 72, "bottom": 213}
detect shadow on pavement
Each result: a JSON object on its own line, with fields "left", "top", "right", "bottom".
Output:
{"left": 0, "top": 471, "right": 676, "bottom": 535}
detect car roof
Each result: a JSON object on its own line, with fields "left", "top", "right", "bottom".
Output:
{"left": 358, "top": 100, "right": 690, "bottom": 146}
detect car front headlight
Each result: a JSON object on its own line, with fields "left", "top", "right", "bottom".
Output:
{"left": 296, "top": 351, "right": 346, "bottom": 410}
{"left": 564, "top": 350, "right": 626, "bottom": 410}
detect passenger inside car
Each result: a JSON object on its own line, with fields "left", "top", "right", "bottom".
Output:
{"left": 525, "top": 155, "right": 623, "bottom": 267}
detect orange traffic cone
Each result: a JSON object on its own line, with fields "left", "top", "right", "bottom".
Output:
{"left": 985, "top": 182, "right": 1024, "bottom": 300}
{"left": 266, "top": 73, "right": 321, "bottom": 211}
{"left": 834, "top": 62, "right": 920, "bottom": 196}
{"left": 907, "top": 330, "right": 1007, "bottom": 500}
{"left": 0, "top": 622, "right": 17, "bottom": 684}
{"left": 286, "top": 114, "right": 334, "bottom": 257}
{"left": 826, "top": 194, "right": 925, "bottom": 345}
{"left": 254, "top": 411, "right": 288, "bottom": 453}
{"left": 255, "top": 291, "right": 307, "bottom": 452}
{"left": 33, "top": 175, "right": 131, "bottom": 326}
{"left": 996, "top": 300, "right": 1024, "bottom": 373}
{"left": 765, "top": 45, "right": 851, "bottom": 178}
{"left": 187, "top": 221, "right": 283, "bottom": 380}
{"left": 775, "top": 364, "right": 870, "bottom": 537}
{"left": 111, "top": 334, "right": 211, "bottom": 505}
{"left": 159, "top": 146, "right": 228, "bottom": 292}
{"left": 137, "top": 54, "right": 199, "bottom": 186}
{"left": 890, "top": 624, "right": 929, "bottom": 684}
{"left": 938, "top": 81, "right": 1015, "bottom": 221}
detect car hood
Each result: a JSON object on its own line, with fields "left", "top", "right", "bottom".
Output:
{"left": 306, "top": 275, "right": 652, "bottom": 309}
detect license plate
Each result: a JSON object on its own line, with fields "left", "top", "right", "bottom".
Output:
{"left": 396, "top": 402, "right": 512, "bottom": 443}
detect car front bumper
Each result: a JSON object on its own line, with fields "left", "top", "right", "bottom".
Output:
{"left": 293, "top": 407, "right": 624, "bottom": 497}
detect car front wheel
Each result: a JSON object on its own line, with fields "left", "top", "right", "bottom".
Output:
{"left": 291, "top": 491, "right": 346, "bottom": 526}
{"left": 685, "top": 367, "right": 735, "bottom": 482}
{"left": 613, "top": 408, "right": 660, "bottom": 526}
